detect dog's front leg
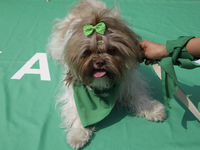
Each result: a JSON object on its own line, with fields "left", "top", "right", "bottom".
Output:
{"left": 58, "top": 85, "right": 95, "bottom": 150}
{"left": 66, "top": 116, "right": 94, "bottom": 150}
{"left": 117, "top": 70, "right": 167, "bottom": 122}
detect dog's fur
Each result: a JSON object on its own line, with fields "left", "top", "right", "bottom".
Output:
{"left": 48, "top": 0, "right": 166, "bottom": 149}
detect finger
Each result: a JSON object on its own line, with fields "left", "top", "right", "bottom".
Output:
{"left": 138, "top": 58, "right": 144, "bottom": 63}
{"left": 150, "top": 59, "right": 156, "bottom": 65}
{"left": 145, "top": 59, "right": 151, "bottom": 65}
{"left": 140, "top": 41, "right": 145, "bottom": 49}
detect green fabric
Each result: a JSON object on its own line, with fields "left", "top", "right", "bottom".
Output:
{"left": 74, "top": 82, "right": 120, "bottom": 128}
{"left": 159, "top": 36, "right": 200, "bottom": 107}
{"left": 1, "top": 1, "right": 200, "bottom": 150}
{"left": 83, "top": 22, "right": 106, "bottom": 36}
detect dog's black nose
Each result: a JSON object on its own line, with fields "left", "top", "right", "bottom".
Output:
{"left": 94, "top": 59, "right": 105, "bottom": 68}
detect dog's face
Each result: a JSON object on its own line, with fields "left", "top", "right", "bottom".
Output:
{"left": 64, "top": 13, "right": 142, "bottom": 89}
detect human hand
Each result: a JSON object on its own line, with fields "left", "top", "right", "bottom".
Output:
{"left": 140, "top": 40, "right": 169, "bottom": 65}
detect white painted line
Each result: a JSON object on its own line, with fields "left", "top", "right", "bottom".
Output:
{"left": 194, "top": 59, "right": 200, "bottom": 64}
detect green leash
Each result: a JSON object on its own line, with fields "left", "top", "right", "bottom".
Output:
{"left": 158, "top": 36, "right": 200, "bottom": 107}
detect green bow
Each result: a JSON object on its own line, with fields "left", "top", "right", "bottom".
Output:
{"left": 83, "top": 22, "right": 106, "bottom": 36}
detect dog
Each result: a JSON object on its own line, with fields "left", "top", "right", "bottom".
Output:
{"left": 48, "top": 0, "right": 166, "bottom": 149}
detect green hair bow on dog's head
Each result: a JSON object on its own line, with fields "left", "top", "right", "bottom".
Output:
{"left": 83, "top": 22, "right": 106, "bottom": 36}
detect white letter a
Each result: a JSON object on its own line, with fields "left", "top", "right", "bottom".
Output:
{"left": 11, "top": 53, "right": 51, "bottom": 81}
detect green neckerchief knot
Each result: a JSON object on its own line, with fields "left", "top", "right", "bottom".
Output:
{"left": 83, "top": 22, "right": 106, "bottom": 36}
{"left": 73, "top": 82, "right": 120, "bottom": 128}
{"left": 159, "top": 36, "right": 200, "bottom": 108}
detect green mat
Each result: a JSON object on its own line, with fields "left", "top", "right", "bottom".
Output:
{"left": 0, "top": 0, "right": 200, "bottom": 150}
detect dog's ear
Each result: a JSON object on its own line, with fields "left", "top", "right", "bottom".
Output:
{"left": 63, "top": 70, "right": 75, "bottom": 86}
{"left": 47, "top": 17, "right": 77, "bottom": 66}
{"left": 131, "top": 33, "right": 143, "bottom": 63}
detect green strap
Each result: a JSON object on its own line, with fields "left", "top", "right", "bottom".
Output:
{"left": 73, "top": 82, "right": 120, "bottom": 128}
{"left": 159, "top": 36, "right": 200, "bottom": 108}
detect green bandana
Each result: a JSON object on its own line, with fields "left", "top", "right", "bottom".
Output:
{"left": 73, "top": 82, "right": 120, "bottom": 128}
{"left": 159, "top": 36, "right": 200, "bottom": 108}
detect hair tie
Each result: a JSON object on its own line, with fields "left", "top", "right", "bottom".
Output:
{"left": 97, "top": 40, "right": 104, "bottom": 45}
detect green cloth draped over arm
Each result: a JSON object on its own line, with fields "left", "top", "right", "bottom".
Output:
{"left": 73, "top": 82, "right": 120, "bottom": 128}
{"left": 159, "top": 36, "right": 200, "bottom": 108}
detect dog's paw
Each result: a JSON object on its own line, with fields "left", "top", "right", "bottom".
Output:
{"left": 136, "top": 100, "right": 167, "bottom": 122}
{"left": 144, "top": 100, "right": 167, "bottom": 122}
{"left": 67, "top": 127, "right": 93, "bottom": 150}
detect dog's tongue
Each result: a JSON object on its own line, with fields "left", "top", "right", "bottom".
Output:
{"left": 93, "top": 69, "right": 107, "bottom": 78}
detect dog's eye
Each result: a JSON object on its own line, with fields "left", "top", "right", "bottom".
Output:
{"left": 107, "top": 49, "right": 116, "bottom": 55}
{"left": 84, "top": 50, "right": 92, "bottom": 56}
